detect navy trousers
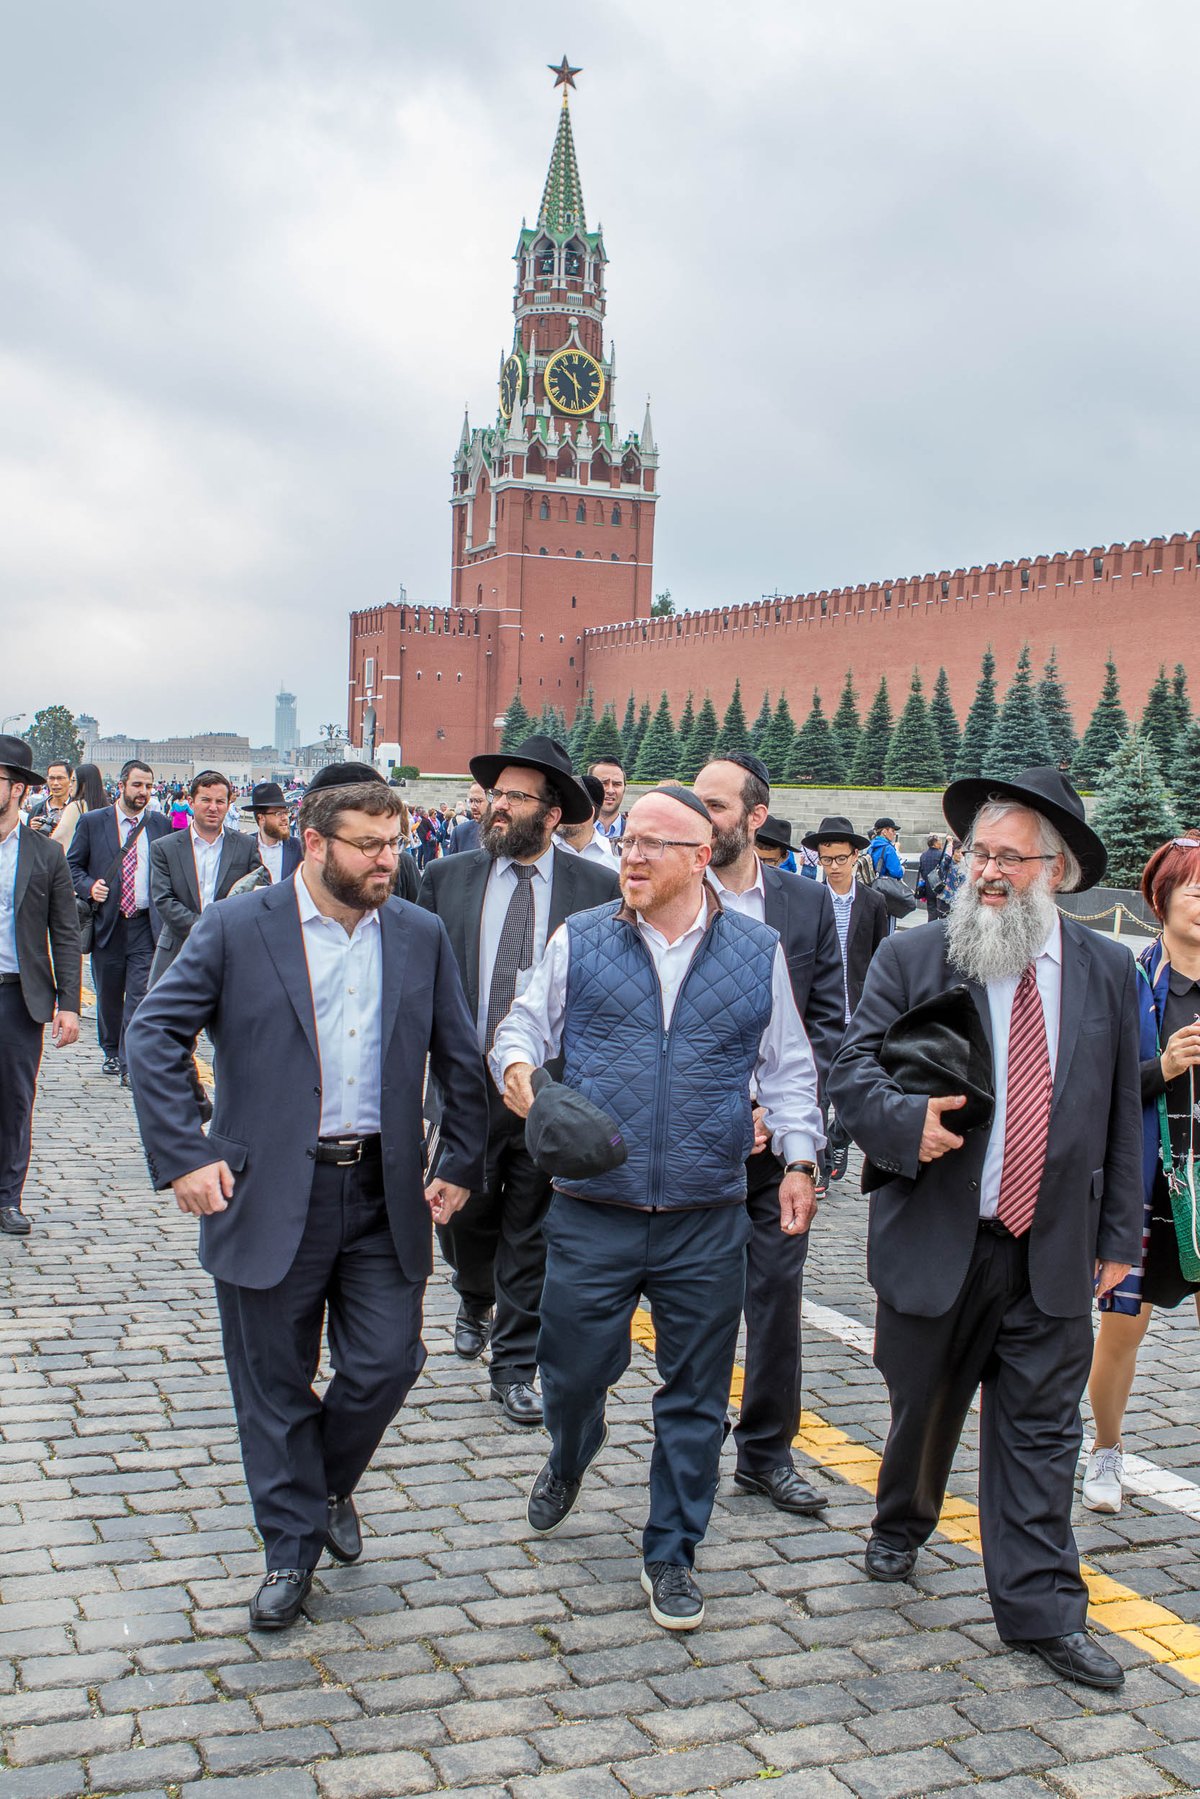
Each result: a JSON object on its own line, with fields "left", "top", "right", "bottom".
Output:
{"left": 733, "top": 1148, "right": 811, "bottom": 1475}
{"left": 92, "top": 911, "right": 154, "bottom": 1069}
{"left": 0, "top": 982, "right": 44, "bottom": 1211}
{"left": 538, "top": 1194, "right": 751, "bottom": 1569}
{"left": 215, "top": 1157, "right": 426, "bottom": 1571}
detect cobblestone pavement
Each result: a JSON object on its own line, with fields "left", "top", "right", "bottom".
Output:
{"left": 6, "top": 1037, "right": 1200, "bottom": 1799}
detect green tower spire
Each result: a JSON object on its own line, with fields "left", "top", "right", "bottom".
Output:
{"left": 538, "top": 71, "right": 587, "bottom": 236}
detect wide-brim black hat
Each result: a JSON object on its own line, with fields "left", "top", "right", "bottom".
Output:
{"left": 525, "top": 1067, "right": 628, "bottom": 1180}
{"left": 942, "top": 765, "right": 1106, "bottom": 892}
{"left": 802, "top": 814, "right": 869, "bottom": 852}
{"left": 755, "top": 814, "right": 793, "bottom": 851}
{"left": 469, "top": 735, "right": 594, "bottom": 825}
{"left": 251, "top": 781, "right": 288, "bottom": 810}
{"left": 0, "top": 735, "right": 46, "bottom": 787}
{"left": 861, "top": 984, "right": 995, "bottom": 1193}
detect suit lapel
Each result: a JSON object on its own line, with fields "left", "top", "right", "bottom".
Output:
{"left": 179, "top": 833, "right": 201, "bottom": 912}
{"left": 214, "top": 832, "right": 241, "bottom": 900}
{"left": 761, "top": 866, "right": 784, "bottom": 933}
{"left": 459, "top": 851, "right": 492, "bottom": 1018}
{"left": 379, "top": 902, "right": 410, "bottom": 1055}
{"left": 1050, "top": 920, "right": 1089, "bottom": 1116}
{"left": 257, "top": 883, "right": 319, "bottom": 1063}
{"left": 13, "top": 825, "right": 35, "bottom": 915}
{"left": 547, "top": 845, "right": 577, "bottom": 937}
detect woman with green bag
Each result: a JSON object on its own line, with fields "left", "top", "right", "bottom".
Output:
{"left": 1082, "top": 835, "right": 1200, "bottom": 1513}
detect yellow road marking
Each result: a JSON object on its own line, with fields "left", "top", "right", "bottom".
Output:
{"left": 631, "top": 1305, "right": 1200, "bottom": 1680}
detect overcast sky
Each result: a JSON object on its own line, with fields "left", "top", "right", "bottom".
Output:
{"left": 4, "top": 1, "right": 1199, "bottom": 745}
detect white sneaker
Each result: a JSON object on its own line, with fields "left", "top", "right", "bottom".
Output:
{"left": 1082, "top": 1445, "right": 1124, "bottom": 1513}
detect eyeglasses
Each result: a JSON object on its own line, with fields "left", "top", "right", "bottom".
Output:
{"left": 617, "top": 836, "right": 704, "bottom": 860}
{"left": 330, "top": 834, "right": 405, "bottom": 860}
{"left": 487, "top": 787, "right": 548, "bottom": 807}
{"left": 817, "top": 852, "right": 855, "bottom": 868}
{"left": 965, "top": 846, "right": 1059, "bottom": 872}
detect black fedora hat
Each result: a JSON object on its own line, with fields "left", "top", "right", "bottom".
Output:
{"left": 525, "top": 1067, "right": 628, "bottom": 1180}
{"left": 250, "top": 781, "right": 288, "bottom": 810}
{"left": 306, "top": 761, "right": 387, "bottom": 794}
{"left": 0, "top": 735, "right": 45, "bottom": 787}
{"left": 942, "top": 765, "right": 1106, "bottom": 892}
{"left": 861, "top": 984, "right": 995, "bottom": 1193}
{"left": 755, "top": 814, "right": 793, "bottom": 852}
{"left": 470, "top": 734, "right": 594, "bottom": 825}
{"left": 801, "top": 814, "right": 869, "bottom": 853}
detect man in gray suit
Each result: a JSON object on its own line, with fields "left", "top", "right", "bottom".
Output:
{"left": 127, "top": 779, "right": 487, "bottom": 1630}
{"left": 148, "top": 770, "right": 261, "bottom": 985}
{"left": 830, "top": 767, "right": 1142, "bottom": 1692}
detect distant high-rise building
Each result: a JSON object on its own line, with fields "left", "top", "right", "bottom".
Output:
{"left": 274, "top": 689, "right": 298, "bottom": 755}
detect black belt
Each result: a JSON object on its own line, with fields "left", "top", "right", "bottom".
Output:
{"left": 978, "top": 1217, "right": 1015, "bottom": 1238}
{"left": 0, "top": 972, "right": 21, "bottom": 986}
{"left": 314, "top": 1134, "right": 382, "bottom": 1166}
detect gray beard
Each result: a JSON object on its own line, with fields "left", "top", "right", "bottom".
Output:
{"left": 945, "top": 872, "right": 1059, "bottom": 985}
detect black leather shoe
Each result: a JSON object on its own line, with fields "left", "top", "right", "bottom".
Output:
{"left": 0, "top": 1208, "right": 31, "bottom": 1237}
{"left": 642, "top": 1562, "right": 705, "bottom": 1630}
{"left": 527, "top": 1426, "right": 608, "bottom": 1535}
{"left": 326, "top": 1494, "right": 362, "bottom": 1564}
{"left": 734, "top": 1465, "right": 829, "bottom": 1515}
{"left": 102, "top": 1056, "right": 120, "bottom": 1075}
{"left": 248, "top": 1568, "right": 312, "bottom": 1630}
{"left": 864, "top": 1537, "right": 919, "bottom": 1582}
{"left": 491, "top": 1379, "right": 543, "bottom": 1426}
{"left": 119, "top": 1071, "right": 132, "bottom": 1090}
{"left": 454, "top": 1304, "right": 492, "bottom": 1359}
{"left": 1008, "top": 1631, "right": 1124, "bottom": 1690}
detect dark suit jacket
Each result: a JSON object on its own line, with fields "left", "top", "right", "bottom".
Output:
{"left": 760, "top": 864, "right": 845, "bottom": 1092}
{"left": 842, "top": 878, "right": 890, "bottom": 1015}
{"left": 263, "top": 836, "right": 303, "bottom": 882}
{"left": 149, "top": 827, "right": 262, "bottom": 985}
{"left": 126, "top": 880, "right": 488, "bottom": 1288}
{"left": 827, "top": 918, "right": 1143, "bottom": 1320}
{"left": 446, "top": 818, "right": 482, "bottom": 855}
{"left": 66, "top": 806, "right": 172, "bottom": 947}
{"left": 10, "top": 824, "right": 81, "bottom": 1023}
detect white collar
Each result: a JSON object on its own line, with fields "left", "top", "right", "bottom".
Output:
{"left": 295, "top": 862, "right": 381, "bottom": 936}
{"left": 191, "top": 825, "right": 225, "bottom": 847}
{"left": 706, "top": 858, "right": 765, "bottom": 904}
{"left": 495, "top": 843, "right": 555, "bottom": 882}
{"left": 637, "top": 891, "right": 709, "bottom": 951}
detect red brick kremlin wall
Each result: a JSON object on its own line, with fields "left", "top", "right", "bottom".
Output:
{"left": 580, "top": 532, "right": 1199, "bottom": 731}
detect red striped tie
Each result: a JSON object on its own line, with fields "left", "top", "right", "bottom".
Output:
{"left": 996, "top": 962, "right": 1053, "bottom": 1237}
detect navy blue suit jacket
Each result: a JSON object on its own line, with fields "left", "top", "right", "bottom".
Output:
{"left": 66, "top": 806, "right": 171, "bottom": 946}
{"left": 126, "top": 877, "right": 488, "bottom": 1289}
{"left": 276, "top": 836, "right": 304, "bottom": 881}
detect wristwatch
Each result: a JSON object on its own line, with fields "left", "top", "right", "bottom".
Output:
{"left": 785, "top": 1160, "right": 819, "bottom": 1180}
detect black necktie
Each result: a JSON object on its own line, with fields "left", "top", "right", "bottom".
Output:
{"left": 485, "top": 865, "right": 537, "bottom": 1052}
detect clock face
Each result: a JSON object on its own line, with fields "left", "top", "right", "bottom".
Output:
{"left": 543, "top": 347, "right": 605, "bottom": 416}
{"left": 499, "top": 353, "right": 524, "bottom": 419}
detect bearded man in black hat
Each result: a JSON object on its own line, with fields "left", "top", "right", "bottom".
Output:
{"left": 417, "top": 736, "right": 619, "bottom": 1423}
{"left": 829, "top": 767, "right": 1143, "bottom": 1691}
{"left": 251, "top": 782, "right": 302, "bottom": 885}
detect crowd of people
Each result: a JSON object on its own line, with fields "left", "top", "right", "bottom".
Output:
{"left": 3, "top": 722, "right": 1199, "bottom": 1683}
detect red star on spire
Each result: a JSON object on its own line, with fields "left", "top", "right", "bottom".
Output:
{"left": 548, "top": 56, "right": 582, "bottom": 93}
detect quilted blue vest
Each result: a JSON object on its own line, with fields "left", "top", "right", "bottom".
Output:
{"left": 557, "top": 899, "right": 777, "bottom": 1210}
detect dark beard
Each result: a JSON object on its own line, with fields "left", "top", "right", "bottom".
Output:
{"left": 709, "top": 814, "right": 750, "bottom": 870}
{"left": 320, "top": 849, "right": 392, "bottom": 911}
{"left": 945, "top": 871, "right": 1059, "bottom": 985}
{"left": 482, "top": 803, "right": 553, "bottom": 861}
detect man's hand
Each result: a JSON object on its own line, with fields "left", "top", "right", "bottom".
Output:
{"left": 779, "top": 1170, "right": 818, "bottom": 1237}
{"left": 750, "top": 1103, "right": 770, "bottom": 1155}
{"left": 503, "top": 1061, "right": 537, "bottom": 1119}
{"left": 171, "top": 1161, "right": 233, "bottom": 1216}
{"left": 51, "top": 1009, "right": 80, "bottom": 1048}
{"left": 1095, "top": 1260, "right": 1131, "bottom": 1300}
{"left": 91, "top": 878, "right": 109, "bottom": 902}
{"left": 919, "top": 1094, "right": 967, "bottom": 1163}
{"left": 426, "top": 1179, "right": 470, "bottom": 1225}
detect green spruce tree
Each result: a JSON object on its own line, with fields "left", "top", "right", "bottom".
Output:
{"left": 633, "top": 693, "right": 679, "bottom": 782}
{"left": 499, "top": 690, "right": 532, "bottom": 751}
{"left": 584, "top": 705, "right": 625, "bottom": 769}
{"left": 627, "top": 699, "right": 651, "bottom": 772}
{"left": 849, "top": 677, "right": 894, "bottom": 786}
{"left": 787, "top": 690, "right": 847, "bottom": 785}
{"left": 1140, "top": 666, "right": 1180, "bottom": 771}
{"left": 1171, "top": 664, "right": 1192, "bottom": 744}
{"left": 1091, "top": 732, "right": 1179, "bottom": 886}
{"left": 1172, "top": 718, "right": 1200, "bottom": 831}
{"left": 678, "top": 695, "right": 719, "bottom": 782}
{"left": 952, "top": 648, "right": 998, "bottom": 779}
{"left": 831, "top": 670, "right": 861, "bottom": 764}
{"left": 715, "top": 679, "right": 751, "bottom": 759}
{"left": 984, "top": 645, "right": 1054, "bottom": 779}
{"left": 761, "top": 694, "right": 797, "bottom": 784}
{"left": 568, "top": 687, "right": 596, "bottom": 765}
{"left": 749, "top": 691, "right": 773, "bottom": 755}
{"left": 1036, "top": 647, "right": 1077, "bottom": 769}
{"left": 883, "top": 670, "right": 946, "bottom": 788}
{"left": 619, "top": 694, "right": 638, "bottom": 763}
{"left": 929, "top": 668, "right": 961, "bottom": 775}
{"left": 676, "top": 691, "right": 695, "bottom": 755}
{"left": 1071, "top": 656, "right": 1128, "bottom": 789}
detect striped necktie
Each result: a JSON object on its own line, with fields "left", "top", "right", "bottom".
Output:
{"left": 485, "top": 865, "right": 537, "bottom": 1052}
{"left": 119, "top": 820, "right": 139, "bottom": 917}
{"left": 996, "top": 962, "right": 1053, "bottom": 1237}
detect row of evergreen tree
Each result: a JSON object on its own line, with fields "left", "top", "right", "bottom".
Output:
{"left": 499, "top": 648, "right": 1200, "bottom": 833}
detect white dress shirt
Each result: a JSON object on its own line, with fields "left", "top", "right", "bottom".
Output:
{"left": 557, "top": 831, "right": 618, "bottom": 869}
{"left": 257, "top": 833, "right": 284, "bottom": 885}
{"left": 190, "top": 826, "right": 226, "bottom": 910}
{"left": 491, "top": 892, "right": 824, "bottom": 1167}
{"left": 295, "top": 865, "right": 383, "bottom": 1137}
{"left": 115, "top": 805, "right": 150, "bottom": 910}
{"left": 978, "top": 914, "right": 1063, "bottom": 1219}
{"left": 0, "top": 820, "right": 21, "bottom": 975}
{"left": 707, "top": 859, "right": 766, "bottom": 923}
{"left": 477, "top": 843, "right": 556, "bottom": 1050}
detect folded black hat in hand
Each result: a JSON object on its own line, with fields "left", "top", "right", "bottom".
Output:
{"left": 525, "top": 1067, "right": 628, "bottom": 1181}
{"left": 861, "top": 984, "right": 995, "bottom": 1193}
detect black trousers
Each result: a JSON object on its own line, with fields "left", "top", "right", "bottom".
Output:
{"left": 92, "top": 911, "right": 154, "bottom": 1068}
{"left": 734, "top": 1147, "right": 811, "bottom": 1474}
{"left": 539, "top": 1194, "right": 751, "bottom": 1568}
{"left": 0, "top": 982, "right": 45, "bottom": 1211}
{"left": 873, "top": 1226, "right": 1093, "bottom": 1642}
{"left": 214, "top": 1157, "right": 426, "bottom": 1571}
{"left": 437, "top": 1081, "right": 552, "bottom": 1383}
